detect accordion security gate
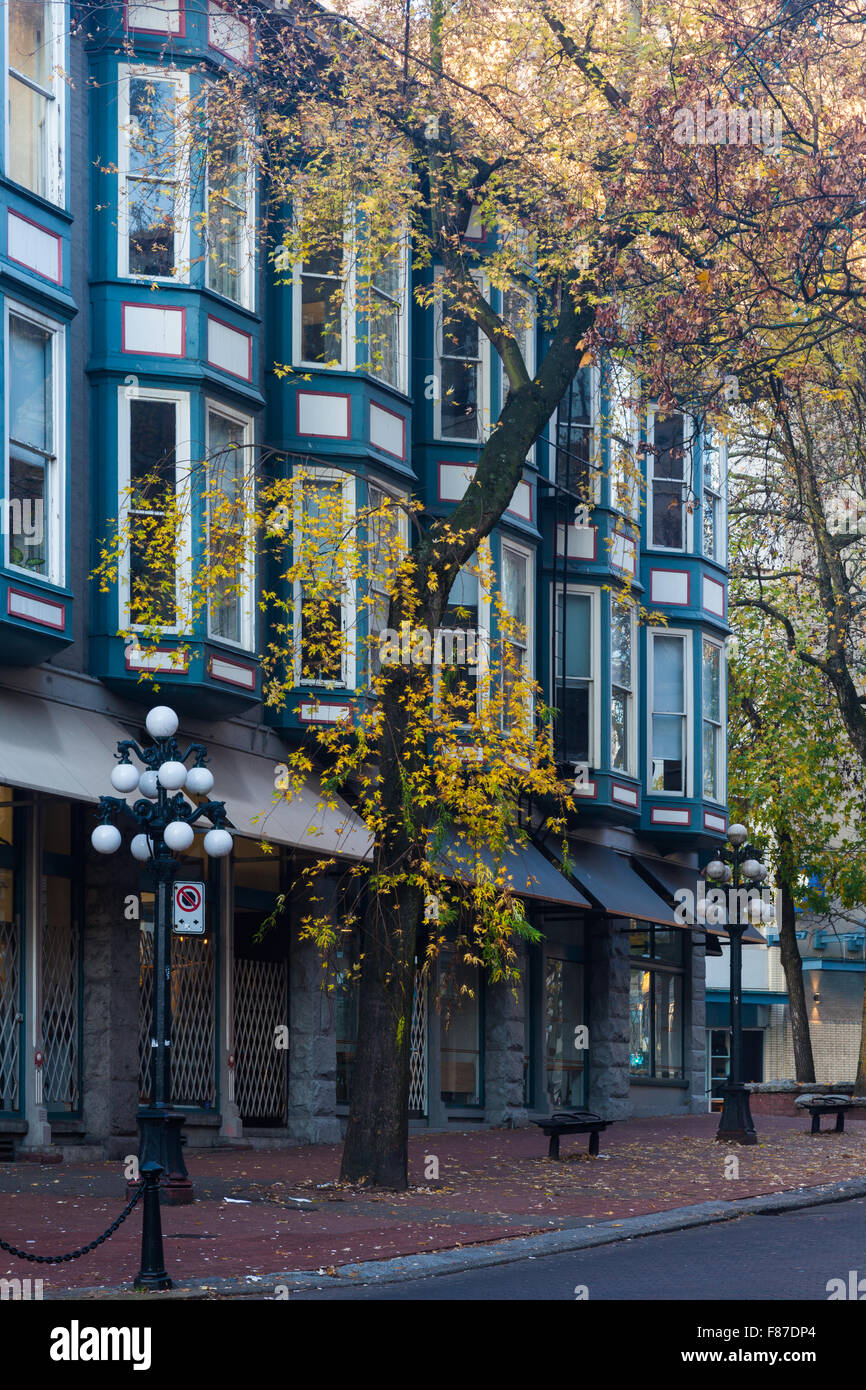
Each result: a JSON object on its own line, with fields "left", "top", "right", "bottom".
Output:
{"left": 233, "top": 956, "right": 288, "bottom": 1124}
{"left": 0, "top": 918, "right": 20, "bottom": 1113}
{"left": 139, "top": 929, "right": 216, "bottom": 1106}
{"left": 409, "top": 971, "right": 428, "bottom": 1115}
{"left": 42, "top": 917, "right": 80, "bottom": 1111}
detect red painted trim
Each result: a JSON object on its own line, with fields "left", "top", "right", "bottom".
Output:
{"left": 611, "top": 780, "right": 640, "bottom": 808}
{"left": 6, "top": 210, "right": 62, "bottom": 284}
{"left": 369, "top": 401, "right": 407, "bottom": 461}
{"left": 295, "top": 391, "right": 352, "bottom": 440}
{"left": 121, "top": 302, "right": 186, "bottom": 358}
{"left": 704, "top": 810, "right": 727, "bottom": 832}
{"left": 649, "top": 567, "right": 691, "bottom": 606}
{"left": 207, "top": 654, "right": 257, "bottom": 689}
{"left": 125, "top": 644, "right": 189, "bottom": 673}
{"left": 6, "top": 587, "right": 66, "bottom": 631}
{"left": 571, "top": 775, "right": 598, "bottom": 800}
{"left": 207, "top": 314, "right": 253, "bottom": 381}
{"left": 702, "top": 574, "right": 727, "bottom": 619}
{"left": 124, "top": 0, "right": 187, "bottom": 37}
{"left": 207, "top": 0, "right": 255, "bottom": 65}
{"left": 437, "top": 459, "right": 476, "bottom": 502}
{"left": 650, "top": 806, "right": 692, "bottom": 826}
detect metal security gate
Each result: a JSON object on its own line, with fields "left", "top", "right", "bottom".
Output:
{"left": 139, "top": 929, "right": 216, "bottom": 1107}
{"left": 0, "top": 918, "right": 20, "bottom": 1113}
{"left": 42, "top": 917, "right": 79, "bottom": 1111}
{"left": 233, "top": 956, "right": 287, "bottom": 1124}
{"left": 408, "top": 971, "right": 428, "bottom": 1116}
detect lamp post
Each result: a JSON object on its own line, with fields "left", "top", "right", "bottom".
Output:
{"left": 91, "top": 704, "right": 232, "bottom": 1290}
{"left": 703, "top": 823, "right": 775, "bottom": 1146}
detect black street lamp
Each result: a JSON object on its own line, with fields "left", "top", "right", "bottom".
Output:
{"left": 703, "top": 822, "right": 774, "bottom": 1146}
{"left": 90, "top": 704, "right": 232, "bottom": 1290}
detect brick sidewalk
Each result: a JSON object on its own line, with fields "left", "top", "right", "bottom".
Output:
{"left": 1, "top": 1112, "right": 865, "bottom": 1294}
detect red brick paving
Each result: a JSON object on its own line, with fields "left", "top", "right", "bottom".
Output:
{"left": 1, "top": 1112, "right": 865, "bottom": 1292}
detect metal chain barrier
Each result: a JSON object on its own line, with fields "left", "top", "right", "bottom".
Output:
{"left": 0, "top": 1182, "right": 145, "bottom": 1265}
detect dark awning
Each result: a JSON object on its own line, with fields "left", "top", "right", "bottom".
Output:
{"left": 562, "top": 841, "right": 681, "bottom": 927}
{"left": 432, "top": 831, "right": 592, "bottom": 908}
{"left": 633, "top": 853, "right": 765, "bottom": 945}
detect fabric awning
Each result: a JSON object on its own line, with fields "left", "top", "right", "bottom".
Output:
{"left": 0, "top": 689, "right": 137, "bottom": 803}
{"left": 633, "top": 853, "right": 765, "bottom": 944}
{"left": 197, "top": 742, "right": 373, "bottom": 860}
{"left": 432, "top": 830, "right": 592, "bottom": 908}
{"left": 556, "top": 840, "right": 681, "bottom": 927}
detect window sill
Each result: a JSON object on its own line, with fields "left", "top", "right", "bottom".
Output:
{"left": 629, "top": 1076, "right": 689, "bottom": 1087}
{"left": 1, "top": 176, "right": 70, "bottom": 221}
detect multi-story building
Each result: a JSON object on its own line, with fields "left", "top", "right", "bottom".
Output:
{"left": 0, "top": 0, "right": 735, "bottom": 1160}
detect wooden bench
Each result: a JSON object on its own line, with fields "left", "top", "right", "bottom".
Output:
{"left": 794, "top": 1094, "right": 853, "bottom": 1135}
{"left": 534, "top": 1110, "right": 612, "bottom": 1159}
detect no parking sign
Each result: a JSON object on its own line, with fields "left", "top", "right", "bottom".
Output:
{"left": 173, "top": 881, "right": 206, "bottom": 934}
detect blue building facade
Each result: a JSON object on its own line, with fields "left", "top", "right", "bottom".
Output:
{"left": 0, "top": 0, "right": 730, "bottom": 1158}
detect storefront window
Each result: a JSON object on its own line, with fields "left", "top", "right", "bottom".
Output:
{"left": 440, "top": 947, "right": 482, "bottom": 1105}
{"left": 545, "top": 955, "right": 585, "bottom": 1107}
{"left": 629, "top": 923, "right": 685, "bottom": 1080}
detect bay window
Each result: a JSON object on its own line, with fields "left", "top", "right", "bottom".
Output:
{"left": 650, "top": 630, "right": 690, "bottom": 794}
{"left": 649, "top": 411, "right": 689, "bottom": 550}
{"left": 702, "top": 637, "right": 724, "bottom": 802}
{"left": 360, "top": 242, "right": 406, "bottom": 391}
{"left": 554, "top": 365, "right": 598, "bottom": 502}
{"left": 553, "top": 587, "right": 596, "bottom": 766}
{"left": 8, "top": 0, "right": 64, "bottom": 204}
{"left": 366, "top": 483, "right": 407, "bottom": 682}
{"left": 610, "top": 597, "right": 636, "bottom": 775}
{"left": 629, "top": 924, "right": 685, "bottom": 1080}
{"left": 5, "top": 304, "right": 64, "bottom": 584}
{"left": 436, "top": 275, "right": 486, "bottom": 441}
{"left": 207, "top": 104, "right": 255, "bottom": 308}
{"left": 501, "top": 543, "right": 532, "bottom": 731}
{"left": 206, "top": 405, "right": 254, "bottom": 647}
{"left": 294, "top": 471, "right": 352, "bottom": 686}
{"left": 702, "top": 428, "right": 726, "bottom": 564}
{"left": 119, "top": 388, "right": 190, "bottom": 630}
{"left": 119, "top": 69, "right": 190, "bottom": 280}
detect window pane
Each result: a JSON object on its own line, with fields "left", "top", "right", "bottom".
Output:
{"left": 8, "top": 452, "right": 46, "bottom": 573}
{"left": 440, "top": 358, "right": 479, "bottom": 439}
{"left": 9, "top": 317, "right": 52, "bottom": 454}
{"left": 442, "top": 304, "right": 478, "bottom": 360}
{"left": 611, "top": 603, "right": 632, "bottom": 690}
{"left": 300, "top": 481, "right": 343, "bottom": 682}
{"left": 653, "top": 414, "right": 684, "bottom": 479}
{"left": 629, "top": 969, "right": 652, "bottom": 1074}
{"left": 652, "top": 715, "right": 684, "bottom": 791}
{"left": 703, "top": 493, "right": 717, "bottom": 559}
{"left": 440, "top": 950, "right": 481, "bottom": 1105}
{"left": 557, "top": 592, "right": 590, "bottom": 680}
{"left": 208, "top": 116, "right": 248, "bottom": 303}
{"left": 703, "top": 641, "right": 721, "bottom": 722}
{"left": 301, "top": 276, "right": 342, "bottom": 363}
{"left": 9, "top": 76, "right": 50, "bottom": 197}
{"left": 545, "top": 957, "right": 585, "bottom": 1108}
{"left": 129, "top": 78, "right": 177, "bottom": 175}
{"left": 10, "top": 0, "right": 52, "bottom": 87}
{"left": 654, "top": 973, "right": 683, "bottom": 1078}
{"left": 129, "top": 399, "right": 177, "bottom": 624}
{"left": 128, "top": 178, "right": 176, "bottom": 277}
{"left": 368, "top": 290, "right": 399, "bottom": 386}
{"left": 556, "top": 367, "right": 593, "bottom": 496}
{"left": 502, "top": 549, "right": 527, "bottom": 629}
{"left": 703, "top": 720, "right": 718, "bottom": 799}
{"left": 654, "top": 636, "right": 684, "bottom": 712}
{"left": 652, "top": 482, "right": 683, "bottom": 548}
{"left": 611, "top": 687, "right": 628, "bottom": 772}
{"left": 208, "top": 412, "right": 246, "bottom": 643}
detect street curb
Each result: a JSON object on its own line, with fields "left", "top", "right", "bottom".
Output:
{"left": 46, "top": 1174, "right": 866, "bottom": 1299}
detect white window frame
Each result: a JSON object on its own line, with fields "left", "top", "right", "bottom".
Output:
{"left": 4, "top": 300, "right": 65, "bottom": 587}
{"left": 357, "top": 230, "right": 410, "bottom": 394}
{"left": 434, "top": 267, "right": 491, "bottom": 444}
{"left": 647, "top": 627, "right": 694, "bottom": 798}
{"left": 117, "top": 385, "right": 192, "bottom": 633}
{"left": 610, "top": 594, "right": 637, "bottom": 777}
{"left": 606, "top": 361, "right": 641, "bottom": 520}
{"left": 499, "top": 285, "right": 536, "bottom": 409}
{"left": 550, "top": 582, "right": 600, "bottom": 770}
{"left": 205, "top": 95, "right": 256, "bottom": 311}
{"left": 205, "top": 400, "right": 255, "bottom": 651}
{"left": 701, "top": 427, "right": 728, "bottom": 566}
{"left": 646, "top": 407, "right": 694, "bottom": 553}
{"left": 5, "top": 0, "right": 66, "bottom": 206}
{"left": 701, "top": 634, "right": 726, "bottom": 804}
{"left": 551, "top": 363, "right": 601, "bottom": 505}
{"left": 117, "top": 64, "right": 191, "bottom": 284}
{"left": 433, "top": 540, "right": 492, "bottom": 725}
{"left": 500, "top": 538, "right": 534, "bottom": 733}
{"left": 292, "top": 465, "right": 356, "bottom": 689}
{"left": 292, "top": 210, "right": 352, "bottom": 371}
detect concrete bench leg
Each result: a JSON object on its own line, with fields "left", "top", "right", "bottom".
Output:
{"left": 811, "top": 1112, "right": 821, "bottom": 1135}
{"left": 589, "top": 1130, "right": 600, "bottom": 1157}
{"left": 836, "top": 1111, "right": 846, "bottom": 1133}
{"left": 548, "top": 1132, "right": 560, "bottom": 1160}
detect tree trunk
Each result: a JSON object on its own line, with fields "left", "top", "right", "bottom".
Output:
{"left": 777, "top": 878, "right": 815, "bottom": 1083}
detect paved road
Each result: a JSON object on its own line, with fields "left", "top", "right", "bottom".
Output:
{"left": 288, "top": 1197, "right": 866, "bottom": 1300}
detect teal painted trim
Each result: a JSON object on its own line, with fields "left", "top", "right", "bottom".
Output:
{"left": 800, "top": 959, "right": 866, "bottom": 972}
{"left": 706, "top": 989, "right": 788, "bottom": 1004}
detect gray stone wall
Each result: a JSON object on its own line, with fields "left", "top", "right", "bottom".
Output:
{"left": 688, "top": 930, "right": 708, "bottom": 1112}
{"left": 587, "top": 916, "right": 633, "bottom": 1119}
{"left": 484, "top": 947, "right": 528, "bottom": 1127}
{"left": 287, "top": 873, "right": 341, "bottom": 1144}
